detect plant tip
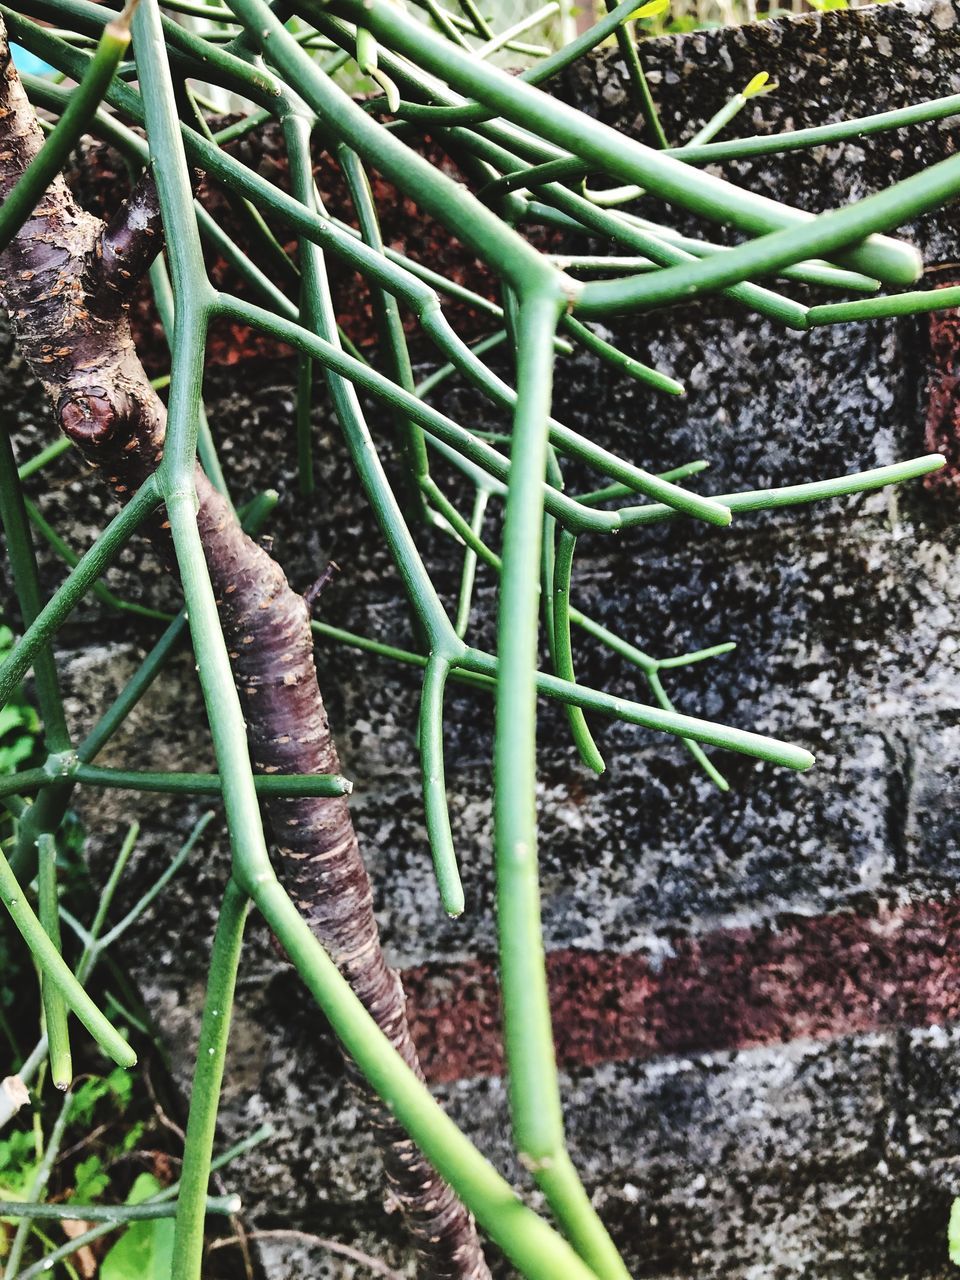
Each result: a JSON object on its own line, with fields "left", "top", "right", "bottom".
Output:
{"left": 630, "top": 0, "right": 668, "bottom": 18}
{"left": 743, "top": 71, "right": 776, "bottom": 99}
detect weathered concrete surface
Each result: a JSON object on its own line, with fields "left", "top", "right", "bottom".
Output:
{"left": 4, "top": 0, "right": 960, "bottom": 1276}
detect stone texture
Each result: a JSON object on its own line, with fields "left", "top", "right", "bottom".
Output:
{"left": 4, "top": 1, "right": 960, "bottom": 1276}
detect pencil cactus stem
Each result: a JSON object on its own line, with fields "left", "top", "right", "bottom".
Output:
{"left": 37, "top": 833, "right": 73, "bottom": 1090}
{"left": 420, "top": 656, "right": 464, "bottom": 915}
{"left": 0, "top": 1, "right": 956, "bottom": 1276}
{"left": 553, "top": 530, "right": 606, "bottom": 774}
{"left": 0, "top": 845, "right": 135, "bottom": 1066}
{"left": 171, "top": 877, "right": 249, "bottom": 1280}
{"left": 490, "top": 288, "right": 627, "bottom": 1270}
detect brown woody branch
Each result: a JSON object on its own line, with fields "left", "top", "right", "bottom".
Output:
{"left": 0, "top": 25, "right": 490, "bottom": 1279}
{"left": 96, "top": 169, "right": 164, "bottom": 304}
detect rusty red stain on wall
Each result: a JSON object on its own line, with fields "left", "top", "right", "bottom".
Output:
{"left": 403, "top": 896, "right": 960, "bottom": 1082}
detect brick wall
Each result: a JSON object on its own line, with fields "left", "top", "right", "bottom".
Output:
{"left": 5, "top": 1, "right": 960, "bottom": 1274}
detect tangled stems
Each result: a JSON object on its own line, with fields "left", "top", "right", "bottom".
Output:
{"left": 4, "top": 0, "right": 960, "bottom": 1274}
{"left": 131, "top": 5, "right": 626, "bottom": 1275}
{"left": 321, "top": 0, "right": 919, "bottom": 284}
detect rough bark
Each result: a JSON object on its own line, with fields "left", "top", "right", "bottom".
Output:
{"left": 0, "top": 25, "right": 490, "bottom": 1279}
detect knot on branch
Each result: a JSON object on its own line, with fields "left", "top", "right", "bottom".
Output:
{"left": 58, "top": 386, "right": 131, "bottom": 447}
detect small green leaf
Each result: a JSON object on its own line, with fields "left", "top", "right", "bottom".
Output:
{"left": 101, "top": 1174, "right": 175, "bottom": 1280}
{"left": 742, "top": 70, "right": 776, "bottom": 98}
{"left": 747, "top": 72, "right": 773, "bottom": 97}
{"left": 949, "top": 1198, "right": 960, "bottom": 1265}
{"left": 121, "top": 1121, "right": 145, "bottom": 1154}
{"left": 0, "top": 1130, "right": 40, "bottom": 1200}
{"left": 630, "top": 0, "right": 669, "bottom": 19}
{"left": 73, "top": 1152, "right": 110, "bottom": 1204}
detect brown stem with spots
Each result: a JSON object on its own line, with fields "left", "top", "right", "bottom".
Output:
{"left": 0, "top": 25, "right": 491, "bottom": 1279}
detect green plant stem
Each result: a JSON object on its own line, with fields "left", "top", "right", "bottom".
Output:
{"left": 490, "top": 289, "right": 627, "bottom": 1278}
{"left": 617, "top": 453, "right": 945, "bottom": 527}
{"left": 486, "top": 308, "right": 569, "bottom": 1101}
{"left": 171, "top": 878, "right": 249, "bottom": 1280}
{"left": 0, "top": 432, "right": 71, "bottom": 752}
{"left": 466, "top": 646, "right": 814, "bottom": 769}
{"left": 286, "top": 115, "right": 325, "bottom": 502}
{"left": 552, "top": 529, "right": 605, "bottom": 774}
{"left": 76, "top": 820, "right": 141, "bottom": 971}
{"left": 0, "top": 763, "right": 351, "bottom": 798}
{"left": 574, "top": 143, "right": 960, "bottom": 314}
{"left": 2, "top": 1083, "right": 75, "bottom": 1280}
{"left": 603, "top": 0, "right": 667, "bottom": 148}
{"left": 415, "top": 332, "right": 508, "bottom": 400}
{"left": 15, "top": 437, "right": 72, "bottom": 481}
{"left": 212, "top": 292, "right": 708, "bottom": 537}
{"left": 454, "top": 488, "right": 489, "bottom": 638}
{"left": 37, "top": 833, "right": 72, "bottom": 1090}
{"left": 15, "top": 1126, "right": 272, "bottom": 1280}
{"left": 72, "top": 764, "right": 353, "bottom": 796}
{"left": 615, "top": 217, "right": 880, "bottom": 293}
{"left": 451, "top": 127, "right": 809, "bottom": 328}
{"left": 252, "top": 876, "right": 605, "bottom": 1280}
{"left": 0, "top": 475, "right": 162, "bottom": 714}
{"left": 62, "top": 814, "right": 209, "bottom": 963}
{"left": 582, "top": 83, "right": 756, "bottom": 208}
{"left": 473, "top": 2, "right": 557, "bottom": 60}
{"left": 576, "top": 460, "right": 709, "bottom": 506}
{"left": 807, "top": 284, "right": 960, "bottom": 325}
{"left": 295, "top": 350, "right": 315, "bottom": 496}
{"left": 559, "top": 313, "right": 685, "bottom": 395}
{"left": 569, "top": 612, "right": 731, "bottom": 788}
{"left": 676, "top": 90, "right": 960, "bottom": 166}
{"left": 24, "top": 496, "right": 173, "bottom": 623}
{"left": 1, "top": 1195, "right": 240, "bottom": 1224}
{"left": 0, "top": 3, "right": 130, "bottom": 254}
{"left": 0, "top": 846, "right": 134, "bottom": 1065}
{"left": 339, "top": 144, "right": 432, "bottom": 518}
{"left": 149, "top": 256, "right": 232, "bottom": 503}
{"left": 319, "top": 0, "right": 917, "bottom": 284}
{"left": 419, "top": 655, "right": 462, "bottom": 915}
{"left": 533, "top": 89, "right": 960, "bottom": 187}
